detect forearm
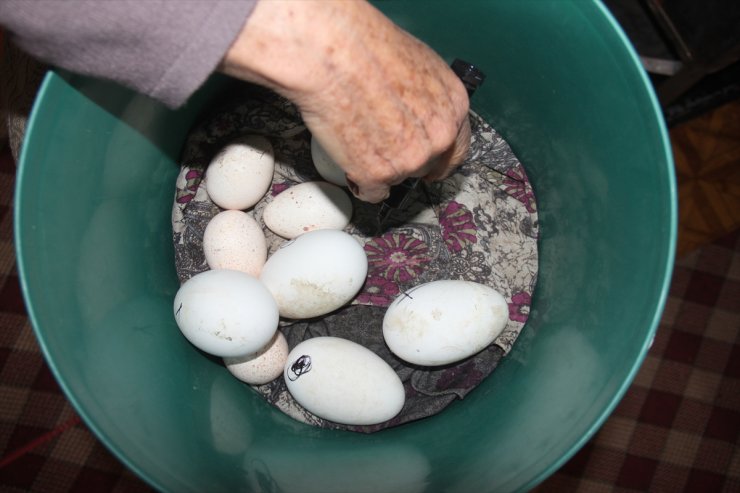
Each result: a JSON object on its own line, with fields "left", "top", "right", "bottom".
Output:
{"left": 220, "top": 0, "right": 343, "bottom": 98}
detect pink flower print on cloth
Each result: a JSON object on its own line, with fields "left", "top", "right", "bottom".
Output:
{"left": 508, "top": 291, "right": 532, "bottom": 323}
{"left": 361, "top": 232, "right": 431, "bottom": 305}
{"left": 503, "top": 167, "right": 536, "bottom": 213}
{"left": 439, "top": 201, "right": 477, "bottom": 253}
{"left": 176, "top": 169, "right": 203, "bottom": 204}
{"left": 356, "top": 276, "right": 401, "bottom": 306}
{"left": 171, "top": 94, "right": 540, "bottom": 432}
{"left": 271, "top": 181, "right": 290, "bottom": 196}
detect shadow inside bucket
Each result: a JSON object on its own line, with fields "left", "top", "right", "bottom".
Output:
{"left": 57, "top": 70, "right": 243, "bottom": 164}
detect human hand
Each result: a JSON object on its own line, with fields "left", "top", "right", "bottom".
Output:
{"left": 220, "top": 0, "right": 470, "bottom": 203}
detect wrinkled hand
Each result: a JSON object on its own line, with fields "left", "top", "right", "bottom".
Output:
{"left": 222, "top": 0, "right": 470, "bottom": 202}
{"left": 220, "top": 0, "right": 470, "bottom": 202}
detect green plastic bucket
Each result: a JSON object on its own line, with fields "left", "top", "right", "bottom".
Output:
{"left": 14, "top": 1, "right": 676, "bottom": 491}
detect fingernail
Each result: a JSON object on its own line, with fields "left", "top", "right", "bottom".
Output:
{"left": 346, "top": 176, "right": 360, "bottom": 197}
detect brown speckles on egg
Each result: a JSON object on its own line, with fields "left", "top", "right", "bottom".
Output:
{"left": 223, "top": 331, "right": 289, "bottom": 385}
{"left": 205, "top": 135, "right": 275, "bottom": 210}
{"left": 262, "top": 181, "right": 352, "bottom": 239}
{"left": 203, "top": 210, "right": 267, "bottom": 276}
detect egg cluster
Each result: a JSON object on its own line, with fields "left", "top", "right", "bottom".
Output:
{"left": 173, "top": 135, "right": 509, "bottom": 426}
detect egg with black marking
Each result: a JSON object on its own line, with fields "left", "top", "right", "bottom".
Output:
{"left": 284, "top": 337, "right": 405, "bottom": 425}
{"left": 173, "top": 269, "right": 279, "bottom": 357}
{"left": 383, "top": 280, "right": 509, "bottom": 366}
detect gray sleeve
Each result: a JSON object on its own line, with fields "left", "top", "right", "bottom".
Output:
{"left": 0, "top": 0, "right": 258, "bottom": 108}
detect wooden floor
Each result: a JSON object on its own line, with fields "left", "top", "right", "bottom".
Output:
{"left": 672, "top": 98, "right": 740, "bottom": 256}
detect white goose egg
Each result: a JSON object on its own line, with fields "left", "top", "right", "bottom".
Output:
{"left": 284, "top": 337, "right": 405, "bottom": 425}
{"left": 205, "top": 135, "right": 274, "bottom": 210}
{"left": 203, "top": 210, "right": 267, "bottom": 276}
{"left": 173, "top": 269, "right": 279, "bottom": 357}
{"left": 383, "top": 280, "right": 509, "bottom": 366}
{"left": 310, "top": 136, "right": 347, "bottom": 187}
{"left": 262, "top": 181, "right": 353, "bottom": 239}
{"left": 259, "top": 229, "right": 367, "bottom": 319}
{"left": 223, "top": 330, "right": 289, "bottom": 385}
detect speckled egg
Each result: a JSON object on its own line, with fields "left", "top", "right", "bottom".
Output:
{"left": 205, "top": 135, "right": 275, "bottom": 210}
{"left": 173, "top": 269, "right": 279, "bottom": 357}
{"left": 223, "top": 331, "right": 289, "bottom": 385}
{"left": 203, "top": 210, "right": 267, "bottom": 276}
{"left": 262, "top": 181, "right": 353, "bottom": 239}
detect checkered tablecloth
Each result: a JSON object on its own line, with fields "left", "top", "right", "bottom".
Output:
{"left": 534, "top": 230, "right": 740, "bottom": 492}
{"left": 1, "top": 144, "right": 738, "bottom": 491}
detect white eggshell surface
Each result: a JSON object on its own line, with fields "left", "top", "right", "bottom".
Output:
{"left": 259, "top": 230, "right": 368, "bottom": 319}
{"left": 310, "top": 136, "right": 347, "bottom": 187}
{"left": 263, "top": 181, "right": 352, "bottom": 239}
{"left": 173, "top": 269, "right": 279, "bottom": 357}
{"left": 383, "top": 280, "right": 509, "bottom": 366}
{"left": 203, "top": 210, "right": 267, "bottom": 276}
{"left": 284, "top": 337, "right": 405, "bottom": 425}
{"left": 224, "top": 331, "right": 289, "bottom": 385}
{"left": 205, "top": 135, "right": 275, "bottom": 210}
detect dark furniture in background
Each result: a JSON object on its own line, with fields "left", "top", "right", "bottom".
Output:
{"left": 604, "top": 0, "right": 740, "bottom": 125}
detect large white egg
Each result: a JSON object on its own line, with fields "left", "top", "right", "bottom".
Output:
{"left": 205, "top": 135, "right": 275, "bottom": 210}
{"left": 262, "top": 181, "right": 353, "bottom": 239}
{"left": 284, "top": 337, "right": 405, "bottom": 425}
{"left": 173, "top": 269, "right": 279, "bottom": 357}
{"left": 223, "top": 331, "right": 289, "bottom": 385}
{"left": 203, "top": 210, "right": 267, "bottom": 276}
{"left": 310, "top": 136, "right": 347, "bottom": 187}
{"left": 383, "top": 280, "right": 509, "bottom": 366}
{"left": 259, "top": 229, "right": 367, "bottom": 319}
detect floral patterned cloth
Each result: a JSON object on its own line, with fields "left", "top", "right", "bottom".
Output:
{"left": 172, "top": 85, "right": 539, "bottom": 432}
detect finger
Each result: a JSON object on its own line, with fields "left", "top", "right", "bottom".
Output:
{"left": 424, "top": 115, "right": 471, "bottom": 182}
{"left": 345, "top": 175, "right": 391, "bottom": 203}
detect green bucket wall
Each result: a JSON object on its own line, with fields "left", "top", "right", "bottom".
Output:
{"left": 14, "top": 1, "right": 676, "bottom": 491}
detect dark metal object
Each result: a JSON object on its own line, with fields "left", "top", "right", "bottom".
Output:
{"left": 375, "top": 178, "right": 421, "bottom": 232}
{"left": 375, "top": 59, "right": 486, "bottom": 232}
